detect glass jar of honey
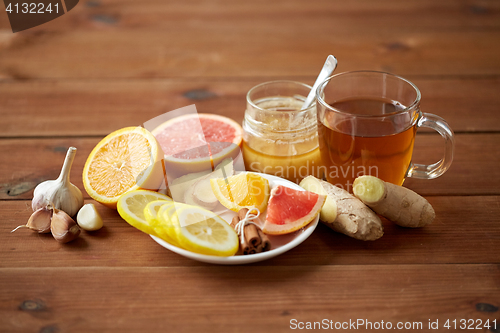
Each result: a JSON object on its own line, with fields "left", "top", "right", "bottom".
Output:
{"left": 242, "top": 80, "right": 322, "bottom": 184}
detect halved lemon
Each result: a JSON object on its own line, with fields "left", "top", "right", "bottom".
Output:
{"left": 117, "top": 190, "right": 172, "bottom": 235}
{"left": 210, "top": 172, "right": 270, "bottom": 212}
{"left": 174, "top": 205, "right": 238, "bottom": 256}
{"left": 83, "top": 126, "right": 165, "bottom": 209}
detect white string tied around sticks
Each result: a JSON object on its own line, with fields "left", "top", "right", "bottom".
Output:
{"left": 234, "top": 207, "right": 261, "bottom": 241}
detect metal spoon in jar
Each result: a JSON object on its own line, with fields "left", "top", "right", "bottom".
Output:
{"left": 301, "top": 55, "right": 338, "bottom": 110}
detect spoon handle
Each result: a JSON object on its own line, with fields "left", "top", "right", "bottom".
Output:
{"left": 301, "top": 55, "right": 338, "bottom": 110}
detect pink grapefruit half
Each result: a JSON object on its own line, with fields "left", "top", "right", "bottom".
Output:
{"left": 263, "top": 185, "right": 326, "bottom": 235}
{"left": 151, "top": 113, "right": 243, "bottom": 176}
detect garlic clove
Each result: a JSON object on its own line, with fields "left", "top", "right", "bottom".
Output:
{"left": 51, "top": 208, "right": 81, "bottom": 243}
{"left": 27, "top": 207, "right": 53, "bottom": 233}
{"left": 12, "top": 207, "right": 53, "bottom": 233}
{"left": 76, "top": 203, "right": 103, "bottom": 231}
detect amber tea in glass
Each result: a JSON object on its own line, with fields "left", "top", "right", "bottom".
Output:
{"left": 316, "top": 71, "right": 455, "bottom": 191}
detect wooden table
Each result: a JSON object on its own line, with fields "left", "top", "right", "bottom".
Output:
{"left": 1, "top": 1, "right": 499, "bottom": 332}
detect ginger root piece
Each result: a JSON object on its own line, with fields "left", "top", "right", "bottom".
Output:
{"left": 353, "top": 175, "right": 435, "bottom": 228}
{"left": 299, "top": 176, "right": 383, "bottom": 241}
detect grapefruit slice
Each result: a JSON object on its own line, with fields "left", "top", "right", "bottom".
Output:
{"left": 151, "top": 113, "right": 243, "bottom": 176}
{"left": 263, "top": 185, "right": 326, "bottom": 235}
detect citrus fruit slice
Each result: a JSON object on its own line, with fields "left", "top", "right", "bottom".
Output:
{"left": 144, "top": 200, "right": 174, "bottom": 226}
{"left": 173, "top": 205, "right": 239, "bottom": 256}
{"left": 210, "top": 172, "right": 270, "bottom": 212}
{"left": 151, "top": 113, "right": 242, "bottom": 176}
{"left": 153, "top": 202, "right": 182, "bottom": 247}
{"left": 263, "top": 185, "right": 326, "bottom": 235}
{"left": 83, "top": 126, "right": 165, "bottom": 208}
{"left": 117, "top": 190, "right": 172, "bottom": 235}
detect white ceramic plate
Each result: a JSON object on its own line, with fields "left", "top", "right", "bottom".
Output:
{"left": 150, "top": 172, "right": 319, "bottom": 265}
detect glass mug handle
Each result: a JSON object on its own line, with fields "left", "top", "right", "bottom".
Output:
{"left": 406, "top": 113, "right": 455, "bottom": 179}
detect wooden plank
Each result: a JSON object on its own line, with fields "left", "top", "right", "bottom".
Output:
{"left": 0, "top": 265, "right": 498, "bottom": 332}
{"left": 0, "top": 137, "right": 92, "bottom": 200}
{"left": 0, "top": 77, "right": 498, "bottom": 137}
{"left": 0, "top": 79, "right": 251, "bottom": 137}
{"left": 0, "top": 134, "right": 498, "bottom": 200}
{"left": 1, "top": 196, "right": 499, "bottom": 268}
{"left": 0, "top": 0, "right": 499, "bottom": 79}
{"left": 2, "top": 0, "right": 500, "bottom": 31}
{"left": 404, "top": 133, "right": 500, "bottom": 195}
{"left": 1, "top": 31, "right": 498, "bottom": 79}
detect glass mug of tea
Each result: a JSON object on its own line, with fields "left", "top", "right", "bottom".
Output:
{"left": 316, "top": 71, "right": 454, "bottom": 191}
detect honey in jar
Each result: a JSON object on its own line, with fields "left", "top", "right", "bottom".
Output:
{"left": 242, "top": 81, "right": 322, "bottom": 184}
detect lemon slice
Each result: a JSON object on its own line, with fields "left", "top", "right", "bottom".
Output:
{"left": 144, "top": 200, "right": 174, "bottom": 226}
{"left": 174, "top": 206, "right": 238, "bottom": 256}
{"left": 154, "top": 202, "right": 183, "bottom": 247}
{"left": 117, "top": 190, "right": 172, "bottom": 235}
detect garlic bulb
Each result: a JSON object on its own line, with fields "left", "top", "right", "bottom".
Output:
{"left": 32, "top": 147, "right": 84, "bottom": 217}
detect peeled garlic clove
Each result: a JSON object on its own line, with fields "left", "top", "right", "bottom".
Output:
{"left": 12, "top": 207, "right": 53, "bottom": 233}
{"left": 51, "top": 208, "right": 81, "bottom": 243}
{"left": 76, "top": 203, "right": 103, "bottom": 231}
{"left": 32, "top": 147, "right": 84, "bottom": 217}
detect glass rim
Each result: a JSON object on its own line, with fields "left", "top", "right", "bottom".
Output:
{"left": 315, "top": 70, "right": 421, "bottom": 118}
{"left": 246, "top": 80, "right": 316, "bottom": 114}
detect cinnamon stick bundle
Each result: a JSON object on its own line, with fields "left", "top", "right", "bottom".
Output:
{"left": 230, "top": 208, "right": 271, "bottom": 255}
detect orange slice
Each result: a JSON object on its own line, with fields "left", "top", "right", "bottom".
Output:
{"left": 210, "top": 172, "right": 270, "bottom": 212}
{"left": 83, "top": 127, "right": 165, "bottom": 209}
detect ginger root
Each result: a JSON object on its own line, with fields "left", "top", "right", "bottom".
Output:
{"left": 299, "top": 176, "right": 383, "bottom": 241}
{"left": 353, "top": 175, "right": 435, "bottom": 228}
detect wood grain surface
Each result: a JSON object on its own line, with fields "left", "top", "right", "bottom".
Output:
{"left": 2, "top": 196, "right": 500, "bottom": 268}
{"left": 1, "top": 1, "right": 500, "bottom": 79}
{"left": 1, "top": 134, "right": 498, "bottom": 200}
{"left": 0, "top": 78, "right": 499, "bottom": 137}
{"left": 0, "top": 0, "right": 499, "bottom": 332}
{"left": 0, "top": 265, "right": 498, "bottom": 332}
